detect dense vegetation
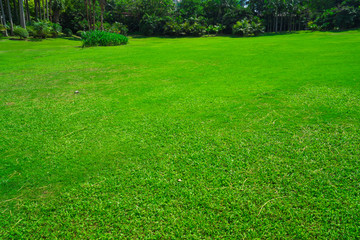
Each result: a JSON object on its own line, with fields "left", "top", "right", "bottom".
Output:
{"left": 1, "top": 30, "right": 360, "bottom": 238}
{"left": 81, "top": 30, "right": 128, "bottom": 47}
{"left": 1, "top": 0, "right": 360, "bottom": 38}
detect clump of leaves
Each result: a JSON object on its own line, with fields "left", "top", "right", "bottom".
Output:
{"left": 232, "top": 17, "right": 264, "bottom": 37}
{"left": 32, "top": 21, "right": 52, "bottom": 38}
{"left": 81, "top": 30, "right": 128, "bottom": 47}
{"left": 63, "top": 28, "right": 73, "bottom": 37}
{"left": 14, "top": 26, "right": 29, "bottom": 39}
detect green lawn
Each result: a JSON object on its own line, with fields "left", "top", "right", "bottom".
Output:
{"left": 1, "top": 31, "right": 360, "bottom": 239}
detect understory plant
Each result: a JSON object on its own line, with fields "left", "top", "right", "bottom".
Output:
{"left": 14, "top": 26, "right": 29, "bottom": 39}
{"left": 232, "top": 17, "right": 264, "bottom": 37}
{"left": 81, "top": 30, "right": 128, "bottom": 47}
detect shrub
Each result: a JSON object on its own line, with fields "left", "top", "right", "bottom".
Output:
{"left": 140, "top": 14, "right": 166, "bottom": 36}
{"left": 164, "top": 17, "right": 207, "bottom": 37}
{"left": 206, "top": 24, "right": 225, "bottom": 35}
{"left": 232, "top": 17, "right": 264, "bottom": 37}
{"left": 109, "top": 22, "right": 128, "bottom": 36}
{"left": 81, "top": 30, "right": 128, "bottom": 47}
{"left": 63, "top": 28, "right": 73, "bottom": 37}
{"left": 32, "top": 21, "right": 51, "bottom": 38}
{"left": 164, "top": 20, "right": 183, "bottom": 36}
{"left": 76, "top": 30, "right": 84, "bottom": 37}
{"left": 51, "top": 23, "right": 62, "bottom": 37}
{"left": 0, "top": 24, "right": 6, "bottom": 32}
{"left": 307, "top": 21, "right": 319, "bottom": 31}
{"left": 14, "top": 27, "right": 29, "bottom": 39}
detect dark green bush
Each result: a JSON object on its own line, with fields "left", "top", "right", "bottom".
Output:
{"left": 32, "top": 21, "right": 51, "bottom": 38}
{"left": 81, "top": 30, "right": 128, "bottom": 47}
{"left": 14, "top": 27, "right": 29, "bottom": 39}
{"left": 109, "top": 22, "right": 128, "bottom": 36}
{"left": 76, "top": 30, "right": 84, "bottom": 37}
{"left": 51, "top": 23, "right": 62, "bottom": 37}
{"left": 63, "top": 28, "right": 73, "bottom": 37}
{"left": 140, "top": 14, "right": 166, "bottom": 36}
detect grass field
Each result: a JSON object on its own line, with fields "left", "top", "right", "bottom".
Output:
{"left": 1, "top": 31, "right": 360, "bottom": 238}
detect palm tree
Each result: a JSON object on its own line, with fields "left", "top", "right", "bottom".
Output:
{"left": 6, "top": 0, "right": 14, "bottom": 35}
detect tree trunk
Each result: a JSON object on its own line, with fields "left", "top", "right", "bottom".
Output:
{"left": 289, "top": 15, "right": 292, "bottom": 31}
{"left": 18, "top": 0, "right": 26, "bottom": 28}
{"left": 0, "top": 0, "right": 9, "bottom": 36}
{"left": 92, "top": 0, "right": 95, "bottom": 30}
{"left": 13, "top": 0, "right": 18, "bottom": 24}
{"left": 35, "top": 0, "right": 38, "bottom": 19}
{"left": 100, "top": 0, "right": 105, "bottom": 31}
{"left": 42, "top": 0, "right": 45, "bottom": 20}
{"left": 49, "top": 0, "right": 52, "bottom": 21}
{"left": 280, "top": 15, "right": 283, "bottom": 32}
{"left": 38, "top": 0, "right": 42, "bottom": 20}
{"left": 46, "top": 0, "right": 48, "bottom": 20}
{"left": 25, "top": 0, "right": 29, "bottom": 22}
{"left": 275, "top": 14, "right": 278, "bottom": 33}
{"left": 85, "top": 0, "right": 89, "bottom": 30}
{"left": 6, "top": 0, "right": 14, "bottom": 35}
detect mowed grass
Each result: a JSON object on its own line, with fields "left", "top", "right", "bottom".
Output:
{"left": 1, "top": 31, "right": 360, "bottom": 239}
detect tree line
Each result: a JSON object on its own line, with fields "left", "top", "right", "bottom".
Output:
{"left": 1, "top": 0, "right": 360, "bottom": 37}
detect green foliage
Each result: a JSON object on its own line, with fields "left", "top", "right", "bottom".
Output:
{"left": 232, "top": 17, "right": 264, "bottom": 37}
{"left": 109, "top": 22, "right": 128, "bottom": 36}
{"left": 163, "top": 17, "right": 207, "bottom": 36}
{"left": 63, "top": 28, "right": 73, "bottom": 37}
{"left": 76, "top": 30, "right": 85, "bottom": 37}
{"left": 315, "top": 0, "right": 360, "bottom": 30}
{"left": 140, "top": 14, "right": 167, "bottom": 36}
{"left": 13, "top": 27, "right": 29, "bottom": 39}
{"left": 0, "top": 24, "right": 6, "bottom": 32}
{"left": 81, "top": 30, "right": 128, "bottom": 47}
{"left": 206, "top": 24, "right": 225, "bottom": 35}
{"left": 51, "top": 23, "right": 63, "bottom": 37}
{"left": 32, "top": 21, "right": 52, "bottom": 38}
{"left": 308, "top": 21, "right": 320, "bottom": 31}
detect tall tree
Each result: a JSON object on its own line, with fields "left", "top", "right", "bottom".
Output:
{"left": 18, "top": 0, "right": 26, "bottom": 28}
{"left": 6, "top": 0, "right": 14, "bottom": 34}
{"left": 0, "top": 0, "right": 9, "bottom": 36}
{"left": 12, "top": 0, "right": 18, "bottom": 23}
{"left": 42, "top": 0, "right": 45, "bottom": 20}
{"left": 25, "top": 0, "right": 29, "bottom": 22}
{"left": 100, "top": 0, "right": 106, "bottom": 30}
{"left": 92, "top": 0, "right": 95, "bottom": 29}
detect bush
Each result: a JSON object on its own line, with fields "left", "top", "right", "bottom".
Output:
{"left": 164, "top": 17, "right": 207, "bottom": 37}
{"left": 51, "top": 23, "right": 62, "bottom": 37}
{"left": 206, "top": 24, "right": 225, "bottom": 35}
{"left": 81, "top": 30, "right": 128, "bottom": 47}
{"left": 307, "top": 21, "right": 319, "bottom": 31}
{"left": 14, "top": 27, "right": 29, "bottom": 39}
{"left": 232, "top": 17, "right": 264, "bottom": 37}
{"left": 63, "top": 28, "right": 73, "bottom": 37}
{"left": 32, "top": 21, "right": 51, "bottom": 38}
{"left": 315, "top": 1, "right": 360, "bottom": 30}
{"left": 109, "top": 22, "right": 128, "bottom": 36}
{"left": 164, "top": 19, "right": 183, "bottom": 36}
{"left": 140, "top": 14, "right": 168, "bottom": 36}
{"left": 76, "top": 30, "right": 84, "bottom": 37}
